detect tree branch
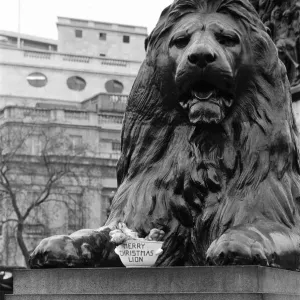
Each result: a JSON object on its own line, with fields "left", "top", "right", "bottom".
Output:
{"left": 1, "top": 218, "right": 18, "bottom": 224}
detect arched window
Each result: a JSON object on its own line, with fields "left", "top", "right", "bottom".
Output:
{"left": 105, "top": 80, "right": 124, "bottom": 93}
{"left": 67, "top": 76, "right": 86, "bottom": 91}
{"left": 27, "top": 72, "right": 47, "bottom": 88}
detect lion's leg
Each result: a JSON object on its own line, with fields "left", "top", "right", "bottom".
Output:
{"left": 206, "top": 221, "right": 300, "bottom": 270}
{"left": 29, "top": 226, "right": 123, "bottom": 268}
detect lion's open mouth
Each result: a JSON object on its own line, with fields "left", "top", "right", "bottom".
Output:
{"left": 179, "top": 81, "right": 234, "bottom": 109}
{"left": 192, "top": 83, "right": 215, "bottom": 101}
{"left": 179, "top": 81, "right": 234, "bottom": 124}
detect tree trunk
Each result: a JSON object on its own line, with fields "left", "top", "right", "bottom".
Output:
{"left": 16, "top": 223, "right": 30, "bottom": 268}
{"left": 2, "top": 224, "right": 9, "bottom": 265}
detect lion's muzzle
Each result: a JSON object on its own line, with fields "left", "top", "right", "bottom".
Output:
{"left": 187, "top": 44, "right": 217, "bottom": 68}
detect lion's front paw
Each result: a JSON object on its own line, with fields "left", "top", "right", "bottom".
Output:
{"left": 29, "top": 235, "right": 88, "bottom": 268}
{"left": 206, "top": 228, "right": 271, "bottom": 266}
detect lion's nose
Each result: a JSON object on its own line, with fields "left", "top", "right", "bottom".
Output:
{"left": 188, "top": 47, "right": 217, "bottom": 67}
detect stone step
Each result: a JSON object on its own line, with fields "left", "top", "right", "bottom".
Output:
{"left": 6, "top": 293, "right": 300, "bottom": 300}
{"left": 12, "top": 266, "right": 300, "bottom": 295}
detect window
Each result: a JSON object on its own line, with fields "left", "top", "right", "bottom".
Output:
{"left": 28, "top": 191, "right": 40, "bottom": 203}
{"left": 98, "top": 140, "right": 110, "bottom": 153}
{"left": 67, "top": 76, "right": 86, "bottom": 91}
{"left": 105, "top": 80, "right": 124, "bottom": 93}
{"left": 70, "top": 135, "right": 82, "bottom": 151}
{"left": 75, "top": 29, "right": 82, "bottom": 38}
{"left": 30, "top": 135, "right": 43, "bottom": 155}
{"left": 99, "top": 32, "right": 106, "bottom": 40}
{"left": 112, "top": 142, "right": 121, "bottom": 151}
{"left": 24, "top": 224, "right": 45, "bottom": 235}
{"left": 27, "top": 72, "right": 47, "bottom": 88}
{"left": 67, "top": 194, "right": 85, "bottom": 232}
{"left": 123, "top": 35, "right": 130, "bottom": 43}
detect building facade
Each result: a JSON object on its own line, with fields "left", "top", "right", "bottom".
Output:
{"left": 0, "top": 17, "right": 147, "bottom": 266}
{"left": 57, "top": 17, "right": 147, "bottom": 61}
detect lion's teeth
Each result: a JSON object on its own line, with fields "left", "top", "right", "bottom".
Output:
{"left": 179, "top": 101, "right": 188, "bottom": 109}
{"left": 223, "top": 97, "right": 234, "bottom": 107}
{"left": 193, "top": 91, "right": 213, "bottom": 100}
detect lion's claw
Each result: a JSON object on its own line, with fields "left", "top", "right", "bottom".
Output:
{"left": 29, "top": 235, "right": 86, "bottom": 268}
{"left": 206, "top": 229, "right": 270, "bottom": 266}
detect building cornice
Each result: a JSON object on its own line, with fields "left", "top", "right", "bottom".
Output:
{"left": 0, "top": 118, "right": 123, "bottom": 133}
{"left": 0, "top": 62, "right": 138, "bottom": 77}
{"left": 0, "top": 45, "right": 143, "bottom": 64}
{"left": 0, "top": 95, "right": 80, "bottom": 105}
{"left": 57, "top": 16, "right": 147, "bottom": 30}
{"left": 7, "top": 156, "right": 119, "bottom": 170}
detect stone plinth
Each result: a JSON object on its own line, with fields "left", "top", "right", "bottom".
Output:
{"left": 6, "top": 266, "right": 300, "bottom": 300}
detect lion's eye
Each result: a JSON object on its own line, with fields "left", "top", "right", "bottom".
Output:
{"left": 173, "top": 36, "right": 190, "bottom": 49}
{"left": 216, "top": 33, "right": 240, "bottom": 47}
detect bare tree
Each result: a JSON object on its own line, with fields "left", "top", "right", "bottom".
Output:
{"left": 0, "top": 124, "right": 96, "bottom": 268}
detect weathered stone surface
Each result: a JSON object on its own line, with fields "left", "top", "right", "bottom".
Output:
{"left": 7, "top": 266, "right": 300, "bottom": 300}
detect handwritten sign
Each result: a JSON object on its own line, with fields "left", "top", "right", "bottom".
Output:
{"left": 115, "top": 240, "right": 163, "bottom": 267}
{"left": 118, "top": 242, "right": 155, "bottom": 263}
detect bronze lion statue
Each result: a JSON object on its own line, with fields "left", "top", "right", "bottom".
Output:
{"left": 29, "top": 0, "right": 300, "bottom": 270}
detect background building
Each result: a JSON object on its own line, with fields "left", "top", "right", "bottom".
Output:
{"left": 0, "top": 17, "right": 147, "bottom": 266}
{"left": 0, "top": 16, "right": 146, "bottom": 106}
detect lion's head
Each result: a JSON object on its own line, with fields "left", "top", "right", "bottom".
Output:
{"left": 169, "top": 11, "right": 239, "bottom": 124}
{"left": 126, "top": 0, "right": 288, "bottom": 125}
{"left": 111, "top": 0, "right": 300, "bottom": 265}
{"left": 157, "top": 9, "right": 246, "bottom": 125}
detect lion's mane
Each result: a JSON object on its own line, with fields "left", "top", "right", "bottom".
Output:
{"left": 106, "top": 0, "right": 300, "bottom": 266}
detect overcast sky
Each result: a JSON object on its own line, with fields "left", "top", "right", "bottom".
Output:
{"left": 0, "top": 0, "right": 173, "bottom": 40}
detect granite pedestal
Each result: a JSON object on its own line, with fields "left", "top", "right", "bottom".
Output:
{"left": 6, "top": 266, "right": 300, "bottom": 299}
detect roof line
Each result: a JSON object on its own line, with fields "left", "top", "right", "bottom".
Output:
{"left": 57, "top": 16, "right": 148, "bottom": 31}
{"left": 0, "top": 30, "right": 57, "bottom": 44}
